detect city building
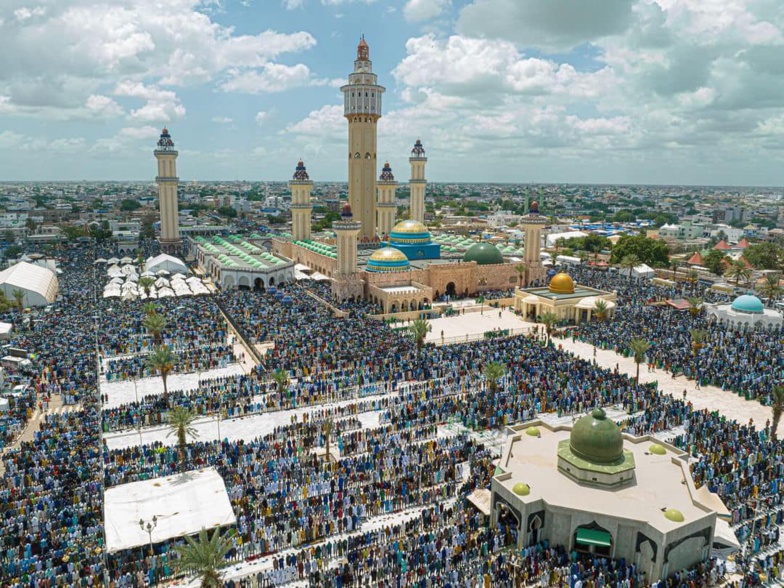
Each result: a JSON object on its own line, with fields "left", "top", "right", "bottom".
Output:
{"left": 705, "top": 294, "right": 783, "bottom": 329}
{"left": 515, "top": 272, "right": 616, "bottom": 323}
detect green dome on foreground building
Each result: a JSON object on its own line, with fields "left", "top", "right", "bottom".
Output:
{"left": 569, "top": 408, "right": 624, "bottom": 464}
{"left": 462, "top": 242, "right": 504, "bottom": 265}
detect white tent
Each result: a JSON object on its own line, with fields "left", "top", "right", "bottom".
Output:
{"left": 0, "top": 322, "right": 13, "bottom": 340}
{"left": 146, "top": 253, "right": 189, "bottom": 276}
{"left": 0, "top": 262, "right": 59, "bottom": 307}
{"left": 632, "top": 264, "right": 656, "bottom": 279}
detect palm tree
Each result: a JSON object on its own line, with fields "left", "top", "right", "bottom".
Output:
{"left": 410, "top": 318, "right": 431, "bottom": 351}
{"left": 670, "top": 259, "right": 680, "bottom": 280}
{"left": 166, "top": 406, "right": 199, "bottom": 472}
{"left": 540, "top": 312, "right": 558, "bottom": 345}
{"left": 174, "top": 528, "right": 234, "bottom": 588}
{"left": 514, "top": 263, "right": 526, "bottom": 287}
{"left": 0, "top": 291, "right": 11, "bottom": 313}
{"left": 689, "top": 328, "right": 708, "bottom": 357}
{"left": 272, "top": 369, "right": 289, "bottom": 408}
{"left": 759, "top": 274, "right": 782, "bottom": 302}
{"left": 725, "top": 260, "right": 751, "bottom": 286}
{"left": 484, "top": 361, "right": 505, "bottom": 393}
{"left": 142, "top": 301, "right": 158, "bottom": 316}
{"left": 593, "top": 299, "right": 610, "bottom": 322}
{"left": 621, "top": 254, "right": 641, "bottom": 280}
{"left": 688, "top": 269, "right": 699, "bottom": 287}
{"left": 628, "top": 338, "right": 650, "bottom": 385}
{"left": 142, "top": 312, "right": 166, "bottom": 344}
{"left": 685, "top": 296, "right": 703, "bottom": 317}
{"left": 139, "top": 277, "right": 156, "bottom": 298}
{"left": 323, "top": 418, "right": 334, "bottom": 463}
{"left": 770, "top": 385, "right": 784, "bottom": 440}
{"left": 148, "top": 345, "right": 175, "bottom": 398}
{"left": 11, "top": 288, "right": 24, "bottom": 309}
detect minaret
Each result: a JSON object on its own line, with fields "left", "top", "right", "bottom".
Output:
{"left": 409, "top": 139, "right": 427, "bottom": 223}
{"left": 154, "top": 128, "right": 181, "bottom": 250}
{"left": 521, "top": 200, "right": 547, "bottom": 286}
{"left": 331, "top": 203, "right": 364, "bottom": 302}
{"left": 289, "top": 160, "right": 313, "bottom": 241}
{"left": 341, "top": 36, "right": 385, "bottom": 239}
{"left": 376, "top": 162, "right": 397, "bottom": 238}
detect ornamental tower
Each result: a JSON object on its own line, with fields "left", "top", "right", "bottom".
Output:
{"left": 409, "top": 139, "right": 427, "bottom": 223}
{"left": 289, "top": 160, "right": 313, "bottom": 241}
{"left": 376, "top": 162, "right": 397, "bottom": 238}
{"left": 521, "top": 200, "right": 547, "bottom": 286}
{"left": 154, "top": 128, "right": 181, "bottom": 250}
{"left": 341, "top": 36, "right": 385, "bottom": 239}
{"left": 331, "top": 203, "right": 364, "bottom": 302}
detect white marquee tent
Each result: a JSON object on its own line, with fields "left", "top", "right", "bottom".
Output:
{"left": 0, "top": 261, "right": 59, "bottom": 307}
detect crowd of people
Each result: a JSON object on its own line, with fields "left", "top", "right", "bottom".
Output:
{"left": 2, "top": 242, "right": 784, "bottom": 588}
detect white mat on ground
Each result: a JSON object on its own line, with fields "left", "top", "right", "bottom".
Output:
{"left": 104, "top": 467, "right": 236, "bottom": 553}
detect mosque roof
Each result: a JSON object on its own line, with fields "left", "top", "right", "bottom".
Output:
{"left": 549, "top": 272, "right": 575, "bottom": 295}
{"left": 731, "top": 294, "right": 764, "bottom": 314}
{"left": 366, "top": 247, "right": 410, "bottom": 272}
{"left": 569, "top": 408, "right": 624, "bottom": 464}
{"left": 391, "top": 220, "right": 428, "bottom": 235}
{"left": 462, "top": 242, "right": 504, "bottom": 265}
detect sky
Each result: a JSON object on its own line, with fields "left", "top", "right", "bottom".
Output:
{"left": 0, "top": 0, "right": 783, "bottom": 186}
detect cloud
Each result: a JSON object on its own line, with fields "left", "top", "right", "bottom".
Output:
{"left": 403, "top": 0, "right": 451, "bottom": 22}
{"left": 255, "top": 111, "right": 270, "bottom": 126}
{"left": 282, "top": 0, "right": 304, "bottom": 7}
{"left": 211, "top": 116, "right": 233, "bottom": 124}
{"left": 458, "top": 0, "right": 635, "bottom": 51}
{"left": 221, "top": 63, "right": 339, "bottom": 93}
{"left": 114, "top": 81, "right": 186, "bottom": 122}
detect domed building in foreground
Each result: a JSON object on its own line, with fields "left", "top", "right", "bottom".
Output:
{"left": 704, "top": 294, "right": 782, "bottom": 328}
{"left": 462, "top": 242, "right": 504, "bottom": 265}
{"left": 365, "top": 247, "right": 410, "bottom": 273}
{"left": 514, "top": 271, "right": 617, "bottom": 324}
{"left": 489, "top": 409, "right": 737, "bottom": 581}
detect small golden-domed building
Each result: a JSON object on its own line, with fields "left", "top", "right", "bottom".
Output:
{"left": 491, "top": 409, "right": 735, "bottom": 581}
{"left": 515, "top": 271, "right": 617, "bottom": 324}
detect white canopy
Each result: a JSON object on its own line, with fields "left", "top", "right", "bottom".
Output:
{"left": 0, "top": 261, "right": 59, "bottom": 307}
{"left": 575, "top": 296, "right": 617, "bottom": 310}
{"left": 146, "top": 253, "right": 189, "bottom": 276}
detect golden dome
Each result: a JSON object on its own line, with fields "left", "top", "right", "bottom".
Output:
{"left": 391, "top": 220, "right": 428, "bottom": 235}
{"left": 549, "top": 272, "right": 575, "bottom": 295}
{"left": 369, "top": 247, "right": 409, "bottom": 263}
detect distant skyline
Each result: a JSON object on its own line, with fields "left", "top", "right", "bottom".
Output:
{"left": 1, "top": 0, "right": 783, "bottom": 187}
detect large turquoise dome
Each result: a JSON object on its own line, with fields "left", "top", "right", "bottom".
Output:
{"left": 462, "top": 242, "right": 504, "bottom": 265}
{"left": 731, "top": 294, "right": 764, "bottom": 314}
{"left": 569, "top": 408, "right": 623, "bottom": 464}
{"left": 389, "top": 220, "right": 432, "bottom": 245}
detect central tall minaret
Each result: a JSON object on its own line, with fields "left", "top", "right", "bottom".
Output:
{"left": 409, "top": 139, "right": 427, "bottom": 223}
{"left": 341, "top": 36, "right": 385, "bottom": 239}
{"left": 376, "top": 162, "right": 397, "bottom": 238}
{"left": 289, "top": 160, "right": 313, "bottom": 241}
{"left": 154, "top": 128, "right": 181, "bottom": 249}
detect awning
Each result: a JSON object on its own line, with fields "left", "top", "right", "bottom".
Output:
{"left": 576, "top": 528, "right": 612, "bottom": 547}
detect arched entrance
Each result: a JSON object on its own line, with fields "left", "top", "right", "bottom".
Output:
{"left": 254, "top": 277, "right": 265, "bottom": 291}
{"left": 269, "top": 276, "right": 275, "bottom": 286}
{"left": 445, "top": 282, "right": 457, "bottom": 298}
{"left": 573, "top": 523, "right": 612, "bottom": 557}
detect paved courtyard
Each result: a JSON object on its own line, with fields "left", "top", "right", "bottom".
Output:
{"left": 425, "top": 306, "right": 529, "bottom": 343}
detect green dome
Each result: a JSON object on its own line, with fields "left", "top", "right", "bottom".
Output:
{"left": 463, "top": 242, "right": 504, "bottom": 265}
{"left": 512, "top": 482, "right": 530, "bottom": 496}
{"left": 569, "top": 408, "right": 623, "bottom": 464}
{"left": 664, "top": 509, "right": 685, "bottom": 522}
{"left": 649, "top": 444, "right": 667, "bottom": 455}
{"left": 731, "top": 294, "right": 764, "bottom": 314}
{"left": 525, "top": 427, "right": 541, "bottom": 437}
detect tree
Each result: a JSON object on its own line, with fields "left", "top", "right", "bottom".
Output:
{"left": 670, "top": 259, "right": 680, "bottom": 280}
{"left": 685, "top": 297, "right": 703, "bottom": 317}
{"left": 628, "top": 338, "right": 650, "bottom": 385}
{"left": 148, "top": 345, "right": 175, "bottom": 398}
{"left": 323, "top": 419, "right": 334, "bottom": 463}
{"left": 758, "top": 274, "right": 782, "bottom": 302}
{"left": 744, "top": 242, "right": 783, "bottom": 270}
{"left": 609, "top": 234, "right": 670, "bottom": 267}
{"left": 484, "top": 362, "right": 505, "bottom": 393}
{"left": 166, "top": 406, "right": 199, "bottom": 472}
{"left": 143, "top": 312, "right": 166, "bottom": 344}
{"left": 11, "top": 288, "right": 25, "bottom": 309}
{"left": 620, "top": 254, "right": 641, "bottom": 279}
{"left": 174, "top": 528, "right": 234, "bottom": 588}
{"left": 704, "top": 250, "right": 729, "bottom": 276}
{"left": 771, "top": 385, "right": 784, "bottom": 440}
{"left": 540, "top": 312, "right": 558, "bottom": 345}
{"left": 0, "top": 291, "right": 10, "bottom": 313}
{"left": 272, "top": 369, "right": 289, "bottom": 407}
{"left": 593, "top": 299, "right": 610, "bottom": 322}
{"left": 410, "top": 318, "right": 432, "bottom": 351}
{"left": 725, "top": 260, "right": 752, "bottom": 286}
{"left": 514, "top": 263, "right": 526, "bottom": 287}
{"left": 5, "top": 245, "right": 22, "bottom": 259}
{"left": 119, "top": 198, "right": 142, "bottom": 212}
{"left": 139, "top": 277, "right": 156, "bottom": 298}
{"left": 689, "top": 329, "right": 708, "bottom": 357}
{"left": 688, "top": 269, "right": 699, "bottom": 286}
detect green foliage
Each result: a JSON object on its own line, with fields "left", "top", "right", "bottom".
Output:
{"left": 410, "top": 318, "right": 432, "bottom": 350}
{"left": 312, "top": 211, "right": 341, "bottom": 232}
{"left": 148, "top": 345, "right": 176, "bottom": 397}
{"left": 609, "top": 234, "right": 670, "bottom": 267}
{"left": 5, "top": 245, "right": 23, "bottom": 258}
{"left": 611, "top": 210, "right": 636, "bottom": 223}
{"left": 174, "top": 528, "right": 234, "bottom": 587}
{"left": 216, "top": 206, "right": 237, "bottom": 218}
{"left": 703, "top": 249, "right": 728, "bottom": 276}
{"left": 120, "top": 199, "right": 142, "bottom": 212}
{"left": 484, "top": 362, "right": 506, "bottom": 392}
{"left": 563, "top": 234, "right": 611, "bottom": 254}
{"left": 744, "top": 242, "right": 783, "bottom": 270}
